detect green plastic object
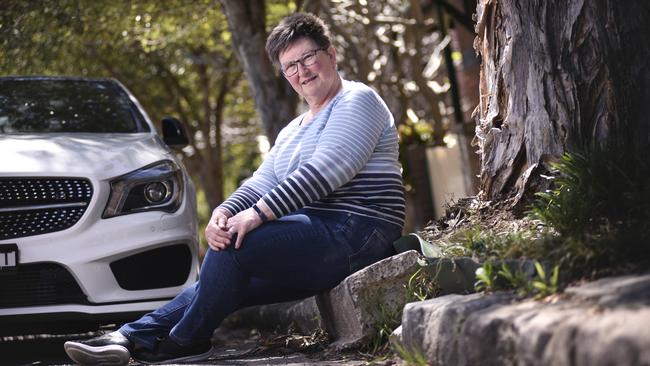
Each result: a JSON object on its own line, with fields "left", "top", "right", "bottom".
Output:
{"left": 392, "top": 233, "right": 443, "bottom": 258}
{"left": 425, "top": 257, "right": 481, "bottom": 294}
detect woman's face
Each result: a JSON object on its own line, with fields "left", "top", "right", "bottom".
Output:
{"left": 279, "top": 37, "right": 339, "bottom": 108}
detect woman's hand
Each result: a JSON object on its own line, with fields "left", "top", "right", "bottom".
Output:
{"left": 205, "top": 208, "right": 233, "bottom": 251}
{"left": 225, "top": 207, "right": 263, "bottom": 249}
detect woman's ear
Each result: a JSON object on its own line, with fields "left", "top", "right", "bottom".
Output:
{"left": 327, "top": 45, "right": 337, "bottom": 61}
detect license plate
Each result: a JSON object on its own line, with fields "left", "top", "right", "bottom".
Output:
{"left": 0, "top": 244, "right": 19, "bottom": 269}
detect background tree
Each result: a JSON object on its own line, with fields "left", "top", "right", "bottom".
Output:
{"left": 474, "top": 0, "right": 650, "bottom": 206}
{"left": 218, "top": 0, "right": 298, "bottom": 144}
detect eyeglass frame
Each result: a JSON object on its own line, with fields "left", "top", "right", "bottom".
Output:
{"left": 280, "top": 47, "right": 328, "bottom": 77}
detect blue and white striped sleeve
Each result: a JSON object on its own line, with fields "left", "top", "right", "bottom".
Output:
{"left": 261, "top": 86, "right": 391, "bottom": 219}
{"left": 217, "top": 142, "right": 280, "bottom": 216}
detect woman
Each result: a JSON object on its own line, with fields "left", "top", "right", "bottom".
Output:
{"left": 64, "top": 12, "right": 405, "bottom": 365}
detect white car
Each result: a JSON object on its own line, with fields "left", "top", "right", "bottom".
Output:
{"left": 0, "top": 76, "right": 200, "bottom": 335}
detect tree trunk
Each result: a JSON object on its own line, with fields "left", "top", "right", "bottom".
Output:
{"left": 196, "top": 61, "right": 224, "bottom": 211}
{"left": 218, "top": 0, "right": 298, "bottom": 144}
{"left": 474, "top": 0, "right": 650, "bottom": 205}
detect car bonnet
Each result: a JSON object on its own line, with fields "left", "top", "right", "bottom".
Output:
{"left": 0, "top": 133, "right": 173, "bottom": 180}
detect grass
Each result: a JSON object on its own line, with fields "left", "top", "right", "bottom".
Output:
{"left": 405, "top": 268, "right": 441, "bottom": 302}
{"left": 449, "top": 225, "right": 545, "bottom": 260}
{"left": 473, "top": 260, "right": 559, "bottom": 298}
{"left": 363, "top": 293, "right": 402, "bottom": 355}
{"left": 392, "top": 342, "right": 429, "bottom": 366}
{"left": 362, "top": 269, "right": 439, "bottom": 356}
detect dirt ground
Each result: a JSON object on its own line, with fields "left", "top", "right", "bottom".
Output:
{"left": 418, "top": 196, "right": 544, "bottom": 251}
{"left": 1, "top": 326, "right": 401, "bottom": 366}
{"left": 206, "top": 326, "right": 401, "bottom": 365}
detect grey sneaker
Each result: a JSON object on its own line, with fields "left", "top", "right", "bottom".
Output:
{"left": 64, "top": 331, "right": 133, "bottom": 365}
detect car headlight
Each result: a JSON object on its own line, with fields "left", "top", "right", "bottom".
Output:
{"left": 103, "top": 160, "right": 184, "bottom": 218}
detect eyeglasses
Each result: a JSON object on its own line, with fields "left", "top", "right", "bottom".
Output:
{"left": 280, "top": 48, "right": 327, "bottom": 77}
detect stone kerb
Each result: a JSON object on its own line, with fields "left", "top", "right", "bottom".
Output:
{"left": 563, "top": 273, "right": 650, "bottom": 307}
{"left": 316, "top": 250, "right": 422, "bottom": 350}
{"left": 393, "top": 274, "right": 650, "bottom": 366}
{"left": 392, "top": 292, "right": 515, "bottom": 365}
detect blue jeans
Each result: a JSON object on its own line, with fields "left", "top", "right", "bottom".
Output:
{"left": 119, "top": 209, "right": 401, "bottom": 349}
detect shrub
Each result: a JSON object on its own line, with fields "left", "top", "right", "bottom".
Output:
{"left": 528, "top": 143, "right": 650, "bottom": 275}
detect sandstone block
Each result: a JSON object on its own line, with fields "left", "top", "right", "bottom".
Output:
{"left": 460, "top": 298, "right": 650, "bottom": 366}
{"left": 394, "top": 292, "right": 514, "bottom": 365}
{"left": 396, "top": 273, "right": 650, "bottom": 366}
{"left": 564, "top": 273, "right": 650, "bottom": 307}
{"left": 316, "top": 250, "right": 422, "bottom": 350}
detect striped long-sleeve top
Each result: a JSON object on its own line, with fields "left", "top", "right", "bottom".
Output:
{"left": 218, "top": 79, "right": 405, "bottom": 229}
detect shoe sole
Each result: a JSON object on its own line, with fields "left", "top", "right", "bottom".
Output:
{"left": 134, "top": 347, "right": 215, "bottom": 364}
{"left": 64, "top": 341, "right": 130, "bottom": 366}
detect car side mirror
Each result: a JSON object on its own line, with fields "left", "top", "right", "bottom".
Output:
{"left": 161, "top": 117, "right": 189, "bottom": 148}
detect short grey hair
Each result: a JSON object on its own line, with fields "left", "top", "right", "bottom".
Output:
{"left": 265, "top": 13, "right": 332, "bottom": 67}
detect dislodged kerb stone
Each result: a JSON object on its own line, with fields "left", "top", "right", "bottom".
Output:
{"left": 316, "top": 250, "right": 422, "bottom": 350}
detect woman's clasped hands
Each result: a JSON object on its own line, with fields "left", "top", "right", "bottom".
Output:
{"left": 204, "top": 207, "right": 264, "bottom": 251}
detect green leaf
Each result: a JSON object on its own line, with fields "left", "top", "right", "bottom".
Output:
{"left": 550, "top": 265, "right": 560, "bottom": 287}
{"left": 534, "top": 261, "right": 546, "bottom": 280}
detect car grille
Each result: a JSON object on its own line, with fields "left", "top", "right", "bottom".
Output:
{"left": 0, "top": 178, "right": 93, "bottom": 240}
{"left": 0, "top": 262, "right": 88, "bottom": 308}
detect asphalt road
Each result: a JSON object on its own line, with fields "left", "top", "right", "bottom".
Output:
{"left": 1, "top": 330, "right": 393, "bottom": 366}
{"left": 2, "top": 332, "right": 83, "bottom": 366}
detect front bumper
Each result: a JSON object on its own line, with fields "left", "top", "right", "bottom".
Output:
{"left": 0, "top": 300, "right": 173, "bottom": 335}
{"left": 0, "top": 178, "right": 199, "bottom": 320}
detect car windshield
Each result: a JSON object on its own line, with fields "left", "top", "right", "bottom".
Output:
{"left": 0, "top": 79, "right": 149, "bottom": 133}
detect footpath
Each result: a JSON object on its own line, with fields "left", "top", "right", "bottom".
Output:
{"left": 220, "top": 250, "right": 650, "bottom": 366}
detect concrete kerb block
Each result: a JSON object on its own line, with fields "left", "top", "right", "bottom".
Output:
{"left": 394, "top": 273, "right": 650, "bottom": 366}
{"left": 563, "top": 273, "right": 650, "bottom": 307}
{"left": 392, "top": 292, "right": 515, "bottom": 366}
{"left": 316, "top": 250, "right": 423, "bottom": 350}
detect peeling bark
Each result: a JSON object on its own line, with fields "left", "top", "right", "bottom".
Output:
{"left": 474, "top": 0, "right": 650, "bottom": 205}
